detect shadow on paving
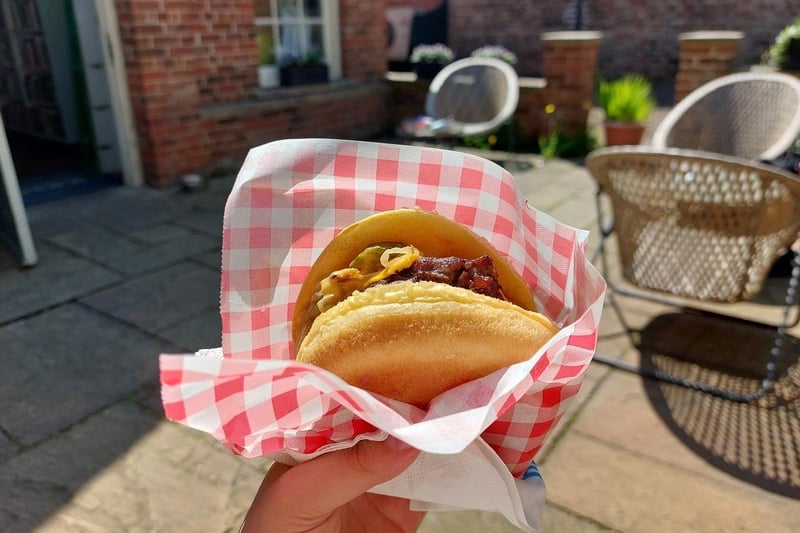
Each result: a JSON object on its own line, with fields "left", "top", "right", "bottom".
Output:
{"left": 0, "top": 399, "right": 165, "bottom": 531}
{"left": 0, "top": 179, "right": 234, "bottom": 530}
{"left": 637, "top": 311, "right": 800, "bottom": 499}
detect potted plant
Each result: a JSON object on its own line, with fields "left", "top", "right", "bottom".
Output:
{"left": 256, "top": 31, "right": 279, "bottom": 89}
{"left": 279, "top": 49, "right": 329, "bottom": 87}
{"left": 470, "top": 44, "right": 518, "bottom": 66}
{"left": 762, "top": 18, "right": 800, "bottom": 72}
{"left": 410, "top": 43, "right": 454, "bottom": 80}
{"left": 598, "top": 74, "right": 656, "bottom": 146}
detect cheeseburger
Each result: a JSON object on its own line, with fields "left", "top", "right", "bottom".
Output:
{"left": 292, "top": 208, "right": 558, "bottom": 407}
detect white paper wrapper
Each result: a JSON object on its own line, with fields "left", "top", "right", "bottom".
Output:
{"left": 160, "top": 139, "right": 606, "bottom": 531}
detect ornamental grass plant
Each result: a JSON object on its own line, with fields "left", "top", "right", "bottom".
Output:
{"left": 598, "top": 74, "right": 656, "bottom": 124}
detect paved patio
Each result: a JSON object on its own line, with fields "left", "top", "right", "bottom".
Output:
{"left": 0, "top": 137, "right": 798, "bottom": 532}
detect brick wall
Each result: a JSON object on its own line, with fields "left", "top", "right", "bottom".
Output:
{"left": 116, "top": 0, "right": 391, "bottom": 186}
{"left": 449, "top": 0, "right": 550, "bottom": 78}
{"left": 115, "top": 0, "right": 258, "bottom": 184}
{"left": 446, "top": 0, "right": 795, "bottom": 88}
{"left": 591, "top": 0, "right": 794, "bottom": 81}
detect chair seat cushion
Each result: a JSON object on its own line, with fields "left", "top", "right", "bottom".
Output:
{"left": 398, "top": 115, "right": 456, "bottom": 137}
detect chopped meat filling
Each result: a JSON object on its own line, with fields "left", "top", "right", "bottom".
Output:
{"left": 377, "top": 255, "right": 507, "bottom": 300}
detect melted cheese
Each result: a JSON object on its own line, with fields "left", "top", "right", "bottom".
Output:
{"left": 317, "top": 244, "right": 420, "bottom": 313}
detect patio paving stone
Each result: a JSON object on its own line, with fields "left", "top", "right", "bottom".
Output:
{"left": 0, "top": 403, "right": 264, "bottom": 533}
{"left": 101, "top": 231, "right": 219, "bottom": 275}
{"left": 0, "top": 304, "right": 177, "bottom": 447}
{"left": 0, "top": 433, "right": 17, "bottom": 463}
{"left": 174, "top": 206, "right": 226, "bottom": 238}
{"left": 419, "top": 503, "right": 619, "bottom": 532}
{"left": 80, "top": 262, "right": 219, "bottom": 334}
{"left": 0, "top": 243, "right": 121, "bottom": 324}
{"left": 541, "top": 425, "right": 800, "bottom": 533}
{"left": 157, "top": 308, "right": 223, "bottom": 353}
{"left": 46, "top": 225, "right": 146, "bottom": 262}
{"left": 190, "top": 249, "right": 223, "bottom": 270}
{"left": 125, "top": 223, "right": 200, "bottom": 245}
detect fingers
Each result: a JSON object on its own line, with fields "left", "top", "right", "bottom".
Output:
{"left": 241, "top": 438, "right": 418, "bottom": 532}
{"left": 273, "top": 439, "right": 418, "bottom": 514}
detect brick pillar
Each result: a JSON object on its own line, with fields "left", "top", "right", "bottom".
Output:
{"left": 339, "top": 0, "right": 387, "bottom": 83}
{"left": 674, "top": 31, "right": 743, "bottom": 102}
{"left": 540, "top": 31, "right": 602, "bottom": 137}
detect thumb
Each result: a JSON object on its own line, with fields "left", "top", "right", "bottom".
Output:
{"left": 283, "top": 438, "right": 418, "bottom": 511}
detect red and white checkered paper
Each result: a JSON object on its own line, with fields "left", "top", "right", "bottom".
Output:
{"left": 160, "top": 138, "right": 605, "bottom": 478}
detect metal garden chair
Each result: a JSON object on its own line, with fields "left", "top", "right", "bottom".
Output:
{"left": 587, "top": 146, "right": 800, "bottom": 402}
{"left": 397, "top": 56, "right": 519, "bottom": 145}
{"left": 652, "top": 71, "right": 800, "bottom": 161}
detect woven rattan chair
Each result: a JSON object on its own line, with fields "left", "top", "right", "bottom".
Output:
{"left": 397, "top": 57, "right": 519, "bottom": 143}
{"left": 587, "top": 146, "right": 800, "bottom": 402}
{"left": 652, "top": 71, "right": 800, "bottom": 161}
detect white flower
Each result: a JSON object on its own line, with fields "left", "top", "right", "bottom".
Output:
{"left": 410, "top": 43, "right": 454, "bottom": 64}
{"left": 470, "top": 45, "right": 518, "bottom": 65}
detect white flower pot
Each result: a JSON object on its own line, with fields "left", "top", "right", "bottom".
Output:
{"left": 258, "top": 65, "right": 280, "bottom": 89}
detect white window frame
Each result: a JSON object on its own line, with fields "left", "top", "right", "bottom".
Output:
{"left": 254, "top": 0, "right": 341, "bottom": 81}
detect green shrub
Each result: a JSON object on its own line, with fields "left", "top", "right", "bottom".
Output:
{"left": 762, "top": 18, "right": 800, "bottom": 70}
{"left": 598, "top": 74, "right": 656, "bottom": 123}
{"left": 537, "top": 130, "right": 598, "bottom": 160}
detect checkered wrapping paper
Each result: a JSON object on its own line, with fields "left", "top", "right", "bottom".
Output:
{"left": 160, "top": 138, "right": 606, "bottom": 477}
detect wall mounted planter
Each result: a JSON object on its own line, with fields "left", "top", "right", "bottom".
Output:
{"left": 279, "top": 65, "right": 329, "bottom": 86}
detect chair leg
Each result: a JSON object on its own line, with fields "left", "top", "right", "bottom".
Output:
{"left": 593, "top": 285, "right": 786, "bottom": 403}
{"left": 591, "top": 192, "right": 800, "bottom": 403}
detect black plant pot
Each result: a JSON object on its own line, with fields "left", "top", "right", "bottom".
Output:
{"left": 279, "top": 65, "right": 329, "bottom": 86}
{"left": 412, "top": 62, "right": 445, "bottom": 81}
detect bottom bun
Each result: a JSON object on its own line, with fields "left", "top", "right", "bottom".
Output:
{"left": 295, "top": 281, "right": 558, "bottom": 407}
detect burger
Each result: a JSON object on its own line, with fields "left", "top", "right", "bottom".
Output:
{"left": 292, "top": 208, "right": 558, "bottom": 407}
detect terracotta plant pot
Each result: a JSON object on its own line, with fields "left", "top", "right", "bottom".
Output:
{"left": 604, "top": 121, "right": 646, "bottom": 146}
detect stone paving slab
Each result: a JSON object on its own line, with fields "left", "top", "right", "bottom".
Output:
{"left": 80, "top": 262, "right": 220, "bottom": 335}
{"left": 190, "top": 249, "right": 223, "bottom": 270}
{"left": 569, "top": 370, "right": 800, "bottom": 493}
{"left": 87, "top": 191, "right": 196, "bottom": 234}
{"left": 101, "top": 231, "right": 219, "bottom": 276}
{"left": 24, "top": 187, "right": 190, "bottom": 238}
{"left": 157, "top": 308, "right": 223, "bottom": 353}
{"left": 536, "top": 361, "right": 612, "bottom": 462}
{"left": 126, "top": 222, "right": 200, "bottom": 245}
{"left": 0, "top": 303, "right": 177, "bottom": 447}
{"left": 47, "top": 225, "right": 147, "bottom": 263}
{"left": 0, "top": 432, "right": 17, "bottom": 464}
{"left": 174, "top": 207, "right": 226, "bottom": 238}
{"left": 0, "top": 403, "right": 265, "bottom": 533}
{"left": 0, "top": 243, "right": 121, "bottom": 325}
{"left": 541, "top": 423, "right": 800, "bottom": 533}
{"left": 419, "top": 503, "right": 619, "bottom": 532}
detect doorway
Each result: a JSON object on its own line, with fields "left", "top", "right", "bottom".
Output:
{"left": 0, "top": 0, "right": 123, "bottom": 205}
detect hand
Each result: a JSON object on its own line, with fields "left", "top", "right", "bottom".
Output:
{"left": 240, "top": 438, "right": 424, "bottom": 533}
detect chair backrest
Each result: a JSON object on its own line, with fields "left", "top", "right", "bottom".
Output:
{"left": 424, "top": 57, "right": 519, "bottom": 137}
{"left": 587, "top": 146, "right": 800, "bottom": 302}
{"left": 652, "top": 72, "right": 800, "bottom": 161}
